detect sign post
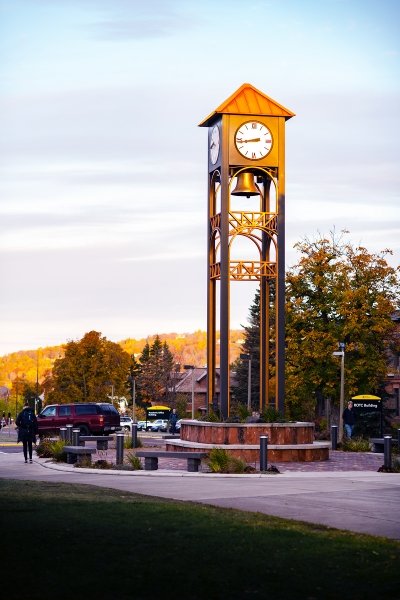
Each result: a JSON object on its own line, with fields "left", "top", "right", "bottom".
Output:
{"left": 351, "top": 395, "right": 382, "bottom": 437}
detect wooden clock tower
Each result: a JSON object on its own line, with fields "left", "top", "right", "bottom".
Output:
{"left": 199, "top": 83, "right": 295, "bottom": 419}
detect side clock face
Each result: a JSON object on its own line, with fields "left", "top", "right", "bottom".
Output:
{"left": 209, "top": 125, "right": 220, "bottom": 164}
{"left": 235, "top": 121, "right": 273, "bottom": 160}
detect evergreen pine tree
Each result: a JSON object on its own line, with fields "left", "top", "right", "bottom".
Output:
{"left": 232, "top": 283, "right": 276, "bottom": 411}
{"left": 137, "top": 336, "right": 176, "bottom": 405}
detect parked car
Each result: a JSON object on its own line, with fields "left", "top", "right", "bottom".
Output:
{"left": 120, "top": 415, "right": 134, "bottom": 432}
{"left": 37, "top": 403, "right": 121, "bottom": 437}
{"left": 137, "top": 421, "right": 149, "bottom": 431}
{"left": 150, "top": 419, "right": 168, "bottom": 432}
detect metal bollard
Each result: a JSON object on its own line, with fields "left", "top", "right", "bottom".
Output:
{"left": 59, "top": 427, "right": 67, "bottom": 441}
{"left": 384, "top": 435, "right": 392, "bottom": 469}
{"left": 66, "top": 424, "right": 73, "bottom": 444}
{"left": 131, "top": 423, "right": 138, "bottom": 449}
{"left": 331, "top": 425, "right": 338, "bottom": 450}
{"left": 72, "top": 428, "right": 80, "bottom": 446}
{"left": 116, "top": 433, "right": 124, "bottom": 465}
{"left": 260, "top": 435, "right": 268, "bottom": 472}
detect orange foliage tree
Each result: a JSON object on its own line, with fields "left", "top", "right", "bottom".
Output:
{"left": 285, "top": 232, "right": 400, "bottom": 420}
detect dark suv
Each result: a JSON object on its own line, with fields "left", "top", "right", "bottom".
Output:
{"left": 37, "top": 403, "right": 121, "bottom": 437}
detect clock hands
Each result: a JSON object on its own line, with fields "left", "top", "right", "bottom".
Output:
{"left": 237, "top": 137, "right": 261, "bottom": 144}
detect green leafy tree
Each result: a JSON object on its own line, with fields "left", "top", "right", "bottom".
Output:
{"left": 47, "top": 331, "right": 131, "bottom": 404}
{"left": 285, "top": 232, "right": 400, "bottom": 419}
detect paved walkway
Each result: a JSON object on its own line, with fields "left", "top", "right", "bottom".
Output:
{"left": 1, "top": 445, "right": 399, "bottom": 541}
{"left": 89, "top": 446, "right": 386, "bottom": 472}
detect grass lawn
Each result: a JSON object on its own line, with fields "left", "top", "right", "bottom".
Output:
{"left": 1, "top": 478, "right": 399, "bottom": 600}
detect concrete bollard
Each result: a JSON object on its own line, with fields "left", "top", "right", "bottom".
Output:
{"left": 131, "top": 423, "right": 138, "bottom": 449}
{"left": 116, "top": 433, "right": 124, "bottom": 465}
{"left": 384, "top": 435, "right": 392, "bottom": 469}
{"left": 331, "top": 425, "right": 338, "bottom": 450}
{"left": 66, "top": 424, "right": 73, "bottom": 444}
{"left": 59, "top": 427, "right": 67, "bottom": 441}
{"left": 260, "top": 435, "right": 268, "bottom": 472}
{"left": 72, "top": 428, "right": 80, "bottom": 446}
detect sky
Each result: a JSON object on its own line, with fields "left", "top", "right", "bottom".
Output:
{"left": 0, "top": 0, "right": 399, "bottom": 356}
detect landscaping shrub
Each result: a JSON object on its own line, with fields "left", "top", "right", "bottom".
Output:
{"left": 75, "top": 458, "right": 113, "bottom": 469}
{"left": 125, "top": 452, "right": 143, "bottom": 470}
{"left": 314, "top": 417, "right": 329, "bottom": 440}
{"left": 49, "top": 439, "right": 68, "bottom": 462}
{"left": 341, "top": 437, "right": 371, "bottom": 452}
{"left": 35, "top": 437, "right": 54, "bottom": 458}
{"left": 261, "top": 406, "right": 286, "bottom": 423}
{"left": 124, "top": 436, "right": 143, "bottom": 449}
{"left": 36, "top": 438, "right": 67, "bottom": 461}
{"left": 199, "top": 410, "right": 220, "bottom": 422}
{"left": 207, "top": 448, "right": 246, "bottom": 474}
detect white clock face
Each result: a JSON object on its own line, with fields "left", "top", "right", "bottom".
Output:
{"left": 209, "top": 125, "right": 220, "bottom": 164}
{"left": 235, "top": 121, "right": 273, "bottom": 160}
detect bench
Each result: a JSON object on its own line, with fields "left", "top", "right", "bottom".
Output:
{"left": 63, "top": 446, "right": 96, "bottom": 465}
{"left": 79, "top": 436, "right": 113, "bottom": 450}
{"left": 136, "top": 451, "right": 208, "bottom": 472}
{"left": 370, "top": 438, "right": 398, "bottom": 453}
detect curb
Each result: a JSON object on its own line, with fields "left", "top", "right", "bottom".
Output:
{"left": 33, "top": 457, "right": 398, "bottom": 479}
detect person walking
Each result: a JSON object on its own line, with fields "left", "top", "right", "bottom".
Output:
{"left": 342, "top": 400, "right": 356, "bottom": 439}
{"left": 169, "top": 408, "right": 178, "bottom": 434}
{"left": 16, "top": 403, "right": 38, "bottom": 463}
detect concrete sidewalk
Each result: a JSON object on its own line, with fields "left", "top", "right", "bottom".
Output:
{"left": 1, "top": 450, "right": 399, "bottom": 541}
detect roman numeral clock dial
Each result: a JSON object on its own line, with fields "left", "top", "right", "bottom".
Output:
{"left": 234, "top": 120, "right": 273, "bottom": 160}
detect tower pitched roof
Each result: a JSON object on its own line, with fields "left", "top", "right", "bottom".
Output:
{"left": 199, "top": 83, "right": 295, "bottom": 127}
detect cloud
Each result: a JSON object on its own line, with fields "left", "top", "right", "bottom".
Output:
{"left": 75, "top": 0, "right": 202, "bottom": 41}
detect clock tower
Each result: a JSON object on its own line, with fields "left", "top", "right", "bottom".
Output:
{"left": 199, "top": 83, "right": 295, "bottom": 419}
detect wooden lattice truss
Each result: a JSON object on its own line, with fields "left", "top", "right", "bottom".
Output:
{"left": 209, "top": 167, "right": 278, "bottom": 281}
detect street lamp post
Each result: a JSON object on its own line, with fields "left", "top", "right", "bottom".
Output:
{"left": 333, "top": 343, "right": 345, "bottom": 442}
{"left": 15, "top": 379, "right": 19, "bottom": 421}
{"left": 240, "top": 354, "right": 252, "bottom": 411}
{"left": 184, "top": 365, "right": 195, "bottom": 419}
{"left": 131, "top": 376, "right": 136, "bottom": 423}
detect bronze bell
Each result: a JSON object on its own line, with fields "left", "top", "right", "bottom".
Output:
{"left": 231, "top": 172, "right": 260, "bottom": 197}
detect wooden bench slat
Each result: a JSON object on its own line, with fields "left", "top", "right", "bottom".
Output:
{"left": 79, "top": 436, "right": 113, "bottom": 441}
{"left": 136, "top": 451, "right": 207, "bottom": 459}
{"left": 64, "top": 446, "right": 96, "bottom": 453}
{"left": 369, "top": 438, "right": 398, "bottom": 453}
{"left": 77, "top": 436, "right": 112, "bottom": 450}
{"left": 135, "top": 450, "right": 207, "bottom": 472}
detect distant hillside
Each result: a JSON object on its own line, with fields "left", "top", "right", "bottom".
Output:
{"left": 0, "top": 330, "right": 245, "bottom": 389}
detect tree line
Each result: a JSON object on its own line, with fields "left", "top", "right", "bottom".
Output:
{"left": 2, "top": 232, "right": 399, "bottom": 421}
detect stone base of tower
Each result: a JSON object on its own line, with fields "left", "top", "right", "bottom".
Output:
{"left": 165, "top": 420, "right": 330, "bottom": 462}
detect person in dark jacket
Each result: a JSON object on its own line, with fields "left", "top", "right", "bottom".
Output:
{"left": 16, "top": 403, "right": 38, "bottom": 463}
{"left": 342, "top": 401, "right": 356, "bottom": 439}
{"left": 169, "top": 409, "right": 178, "bottom": 434}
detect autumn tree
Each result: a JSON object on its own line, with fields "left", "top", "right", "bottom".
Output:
{"left": 136, "top": 336, "right": 175, "bottom": 405}
{"left": 285, "top": 233, "right": 400, "bottom": 419}
{"left": 46, "top": 331, "right": 131, "bottom": 404}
